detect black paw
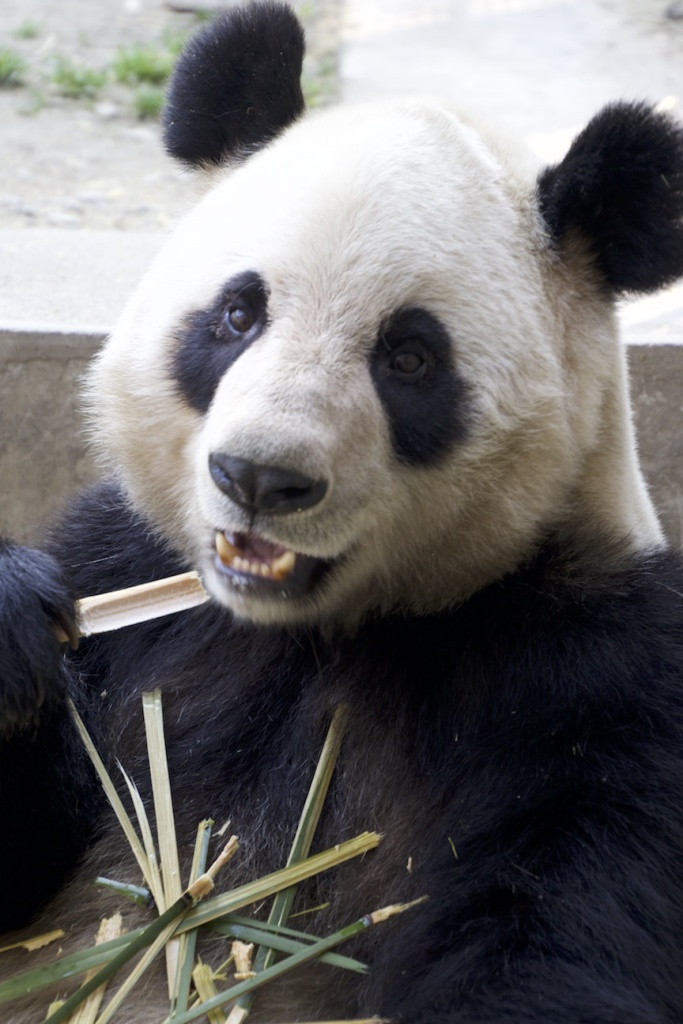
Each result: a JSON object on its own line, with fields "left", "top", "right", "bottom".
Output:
{"left": 0, "top": 541, "right": 78, "bottom": 732}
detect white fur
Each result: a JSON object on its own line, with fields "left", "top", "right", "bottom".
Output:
{"left": 88, "top": 98, "right": 663, "bottom": 627}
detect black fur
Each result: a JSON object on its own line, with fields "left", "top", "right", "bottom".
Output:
{"left": 538, "top": 102, "right": 683, "bottom": 293}
{"left": 173, "top": 271, "right": 269, "bottom": 413}
{"left": 370, "top": 307, "right": 470, "bottom": 464}
{"left": 0, "top": 541, "right": 98, "bottom": 929}
{"left": 163, "top": 1, "right": 305, "bottom": 168}
{"left": 0, "top": 541, "right": 77, "bottom": 731}
{"left": 3, "top": 481, "right": 683, "bottom": 1022}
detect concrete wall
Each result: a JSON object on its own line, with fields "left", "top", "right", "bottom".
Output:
{"left": 0, "top": 327, "right": 102, "bottom": 543}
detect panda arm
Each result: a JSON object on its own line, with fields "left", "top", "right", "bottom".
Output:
{"left": 0, "top": 537, "right": 98, "bottom": 929}
{"left": 364, "top": 548, "right": 683, "bottom": 1023}
{"left": 0, "top": 480, "right": 187, "bottom": 930}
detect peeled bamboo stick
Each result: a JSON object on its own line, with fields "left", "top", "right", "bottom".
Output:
{"left": 54, "top": 572, "right": 209, "bottom": 643}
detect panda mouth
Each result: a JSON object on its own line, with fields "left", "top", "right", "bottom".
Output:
{"left": 214, "top": 530, "right": 330, "bottom": 593}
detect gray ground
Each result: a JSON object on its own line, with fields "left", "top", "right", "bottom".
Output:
{"left": 0, "top": 0, "right": 340, "bottom": 231}
{"left": 2, "top": 0, "right": 683, "bottom": 232}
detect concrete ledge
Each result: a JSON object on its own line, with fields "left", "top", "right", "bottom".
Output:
{"left": 1, "top": 230, "right": 682, "bottom": 547}
{"left": 0, "top": 229, "right": 165, "bottom": 541}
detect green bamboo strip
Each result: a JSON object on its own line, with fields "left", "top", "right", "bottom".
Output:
{"left": 170, "top": 820, "right": 214, "bottom": 1019}
{"left": 236, "top": 705, "right": 349, "bottom": 1019}
{"left": 166, "top": 902, "right": 422, "bottom": 1024}
{"left": 117, "top": 763, "right": 165, "bottom": 910}
{"left": 44, "top": 893, "right": 196, "bottom": 1024}
{"left": 210, "top": 921, "right": 367, "bottom": 973}
{"left": 95, "top": 878, "right": 153, "bottom": 909}
{"left": 142, "top": 689, "right": 182, "bottom": 996}
{"left": 67, "top": 700, "right": 152, "bottom": 890}
{"left": 44, "top": 839, "right": 238, "bottom": 1024}
{"left": 94, "top": 920, "right": 179, "bottom": 1024}
{"left": 0, "top": 931, "right": 147, "bottom": 1004}
{"left": 216, "top": 914, "right": 367, "bottom": 971}
{"left": 267, "top": 1019, "right": 383, "bottom": 1024}
{"left": 181, "top": 833, "right": 381, "bottom": 933}
{"left": 2, "top": 835, "right": 380, "bottom": 1006}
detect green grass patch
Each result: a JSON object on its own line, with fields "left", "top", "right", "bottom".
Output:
{"left": 15, "top": 21, "right": 40, "bottom": 40}
{"left": 113, "top": 42, "right": 176, "bottom": 86}
{"left": 0, "top": 47, "right": 26, "bottom": 88}
{"left": 133, "top": 83, "right": 165, "bottom": 120}
{"left": 52, "top": 57, "right": 107, "bottom": 99}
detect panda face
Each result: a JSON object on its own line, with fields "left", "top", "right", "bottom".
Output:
{"left": 89, "top": 100, "right": 639, "bottom": 626}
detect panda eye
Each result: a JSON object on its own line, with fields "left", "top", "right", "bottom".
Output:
{"left": 389, "top": 350, "right": 425, "bottom": 377}
{"left": 226, "top": 304, "right": 255, "bottom": 335}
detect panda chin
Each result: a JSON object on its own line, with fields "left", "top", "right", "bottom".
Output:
{"left": 212, "top": 529, "right": 333, "bottom": 602}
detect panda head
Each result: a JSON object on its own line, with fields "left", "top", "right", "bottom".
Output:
{"left": 88, "top": 1, "right": 683, "bottom": 628}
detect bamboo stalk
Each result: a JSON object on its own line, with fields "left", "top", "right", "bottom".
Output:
{"left": 142, "top": 689, "right": 183, "bottom": 996}
{"left": 54, "top": 572, "right": 208, "bottom": 643}
{"left": 43, "top": 899, "right": 194, "bottom": 1024}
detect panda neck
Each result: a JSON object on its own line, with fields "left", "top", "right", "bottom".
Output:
{"left": 567, "top": 342, "right": 663, "bottom": 552}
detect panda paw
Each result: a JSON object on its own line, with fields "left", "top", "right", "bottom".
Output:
{"left": 0, "top": 541, "right": 78, "bottom": 733}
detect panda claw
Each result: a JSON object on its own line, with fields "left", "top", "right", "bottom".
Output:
{"left": 54, "top": 608, "right": 80, "bottom": 650}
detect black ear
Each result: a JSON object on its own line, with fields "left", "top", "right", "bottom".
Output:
{"left": 538, "top": 102, "right": 683, "bottom": 294}
{"left": 163, "top": 1, "right": 305, "bottom": 169}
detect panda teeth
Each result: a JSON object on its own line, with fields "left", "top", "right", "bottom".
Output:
{"left": 215, "top": 532, "right": 297, "bottom": 582}
{"left": 215, "top": 531, "right": 239, "bottom": 564}
{"left": 271, "top": 550, "right": 296, "bottom": 581}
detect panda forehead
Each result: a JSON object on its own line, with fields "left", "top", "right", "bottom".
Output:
{"left": 174, "top": 100, "right": 526, "bottom": 310}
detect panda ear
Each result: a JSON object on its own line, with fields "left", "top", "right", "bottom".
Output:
{"left": 163, "top": 1, "right": 305, "bottom": 169}
{"left": 537, "top": 102, "right": 683, "bottom": 294}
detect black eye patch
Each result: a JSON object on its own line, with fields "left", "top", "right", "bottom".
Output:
{"left": 370, "top": 307, "right": 470, "bottom": 465}
{"left": 172, "top": 271, "right": 269, "bottom": 413}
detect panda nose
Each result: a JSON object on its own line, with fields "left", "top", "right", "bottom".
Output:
{"left": 209, "top": 453, "right": 328, "bottom": 515}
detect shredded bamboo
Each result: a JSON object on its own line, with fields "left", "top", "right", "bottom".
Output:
{"left": 3, "top": 693, "right": 426, "bottom": 1024}
{"left": 142, "top": 689, "right": 183, "bottom": 996}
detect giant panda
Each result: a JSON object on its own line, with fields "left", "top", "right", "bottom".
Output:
{"left": 2, "top": 2, "right": 683, "bottom": 1021}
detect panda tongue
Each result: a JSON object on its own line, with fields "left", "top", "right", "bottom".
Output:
{"left": 217, "top": 531, "right": 297, "bottom": 582}
{"left": 239, "top": 532, "right": 288, "bottom": 562}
